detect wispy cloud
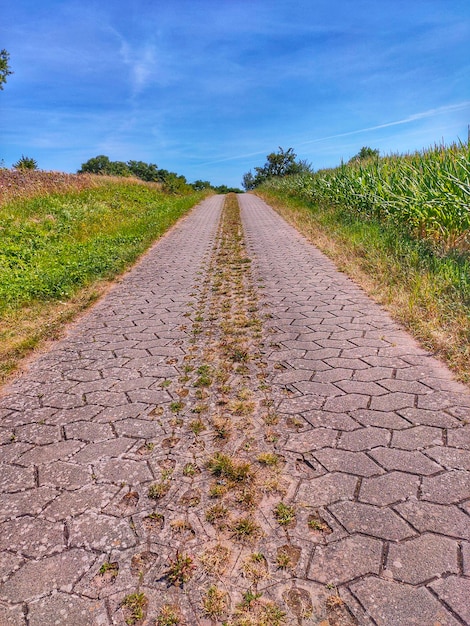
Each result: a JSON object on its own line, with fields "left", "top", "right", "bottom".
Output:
{"left": 198, "top": 101, "right": 470, "bottom": 167}
{"left": 108, "top": 27, "right": 158, "bottom": 97}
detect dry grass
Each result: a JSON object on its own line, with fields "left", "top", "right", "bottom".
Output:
{"left": 0, "top": 280, "right": 111, "bottom": 385}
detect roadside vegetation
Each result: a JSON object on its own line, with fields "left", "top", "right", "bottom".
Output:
{"left": 248, "top": 142, "right": 470, "bottom": 381}
{"left": 0, "top": 173, "right": 208, "bottom": 383}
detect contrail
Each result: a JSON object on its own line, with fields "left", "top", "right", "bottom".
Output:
{"left": 198, "top": 101, "right": 470, "bottom": 166}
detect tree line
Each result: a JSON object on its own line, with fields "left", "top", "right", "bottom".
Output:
{"left": 78, "top": 155, "right": 241, "bottom": 194}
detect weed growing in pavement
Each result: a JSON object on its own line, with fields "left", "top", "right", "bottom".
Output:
{"left": 121, "top": 592, "right": 148, "bottom": 625}
{"left": 211, "top": 416, "right": 232, "bottom": 440}
{"left": 231, "top": 516, "right": 262, "bottom": 543}
{"left": 202, "top": 585, "right": 228, "bottom": 618}
{"left": 98, "top": 561, "right": 119, "bottom": 577}
{"left": 148, "top": 479, "right": 170, "bottom": 500}
{"left": 199, "top": 544, "right": 231, "bottom": 574}
{"left": 308, "top": 517, "right": 330, "bottom": 532}
{"left": 167, "top": 551, "right": 196, "bottom": 586}
{"left": 189, "top": 418, "right": 206, "bottom": 435}
{"left": 205, "top": 503, "right": 229, "bottom": 525}
{"left": 182, "top": 462, "right": 199, "bottom": 477}
{"left": 170, "top": 400, "right": 184, "bottom": 413}
{"left": 242, "top": 552, "right": 269, "bottom": 584}
{"left": 156, "top": 604, "right": 180, "bottom": 626}
{"left": 206, "top": 452, "right": 253, "bottom": 483}
{"left": 274, "top": 502, "right": 296, "bottom": 526}
{"left": 257, "top": 452, "right": 279, "bottom": 466}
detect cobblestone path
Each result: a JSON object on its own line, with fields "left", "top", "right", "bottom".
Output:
{"left": 0, "top": 193, "right": 469, "bottom": 626}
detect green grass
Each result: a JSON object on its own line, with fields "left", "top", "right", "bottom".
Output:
{"left": 0, "top": 180, "right": 206, "bottom": 383}
{"left": 0, "top": 181, "right": 205, "bottom": 310}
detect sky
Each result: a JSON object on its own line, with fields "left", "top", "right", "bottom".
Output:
{"left": 1, "top": 0, "right": 469, "bottom": 188}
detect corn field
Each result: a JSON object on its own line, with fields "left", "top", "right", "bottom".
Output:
{"left": 261, "top": 142, "right": 470, "bottom": 252}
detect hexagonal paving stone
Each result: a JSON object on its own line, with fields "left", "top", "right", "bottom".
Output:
{"left": 385, "top": 534, "right": 458, "bottom": 584}
{"left": 425, "top": 445, "right": 470, "bottom": 470}
{"left": 307, "top": 535, "right": 382, "bottom": 585}
{"left": 328, "top": 501, "right": 415, "bottom": 541}
{"left": 313, "top": 448, "right": 384, "bottom": 477}
{"left": 421, "top": 470, "right": 470, "bottom": 504}
{"left": 297, "top": 472, "right": 358, "bottom": 507}
{"left": 338, "top": 427, "right": 390, "bottom": 451}
{"left": 28, "top": 592, "right": 109, "bottom": 626}
{"left": 394, "top": 500, "right": 470, "bottom": 540}
{"left": 391, "top": 425, "right": 443, "bottom": 450}
{"left": 69, "top": 512, "right": 137, "bottom": 551}
{"left": 350, "top": 577, "right": 460, "bottom": 626}
{"left": 0, "top": 549, "right": 96, "bottom": 602}
{"left": 430, "top": 575, "right": 470, "bottom": 624}
{"left": 368, "top": 447, "right": 442, "bottom": 475}
{"left": 0, "top": 517, "right": 64, "bottom": 557}
{"left": 359, "top": 471, "right": 420, "bottom": 506}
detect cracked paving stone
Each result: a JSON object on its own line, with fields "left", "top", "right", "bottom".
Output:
{"left": 307, "top": 534, "right": 382, "bottom": 584}
{"left": 95, "top": 462, "right": 165, "bottom": 490}
{"left": 312, "top": 448, "right": 384, "bottom": 477}
{"left": 38, "top": 461, "right": 91, "bottom": 490}
{"left": 385, "top": 533, "right": 459, "bottom": 584}
{"left": 1, "top": 488, "right": 57, "bottom": 523}
{"left": 350, "top": 577, "right": 461, "bottom": 626}
{"left": 17, "top": 440, "right": 83, "bottom": 466}
{"left": 328, "top": 500, "right": 415, "bottom": 541}
{"left": 0, "top": 517, "right": 64, "bottom": 557}
{"left": 71, "top": 437, "right": 134, "bottom": 463}
{"left": 394, "top": 499, "right": 470, "bottom": 539}
{"left": 430, "top": 575, "right": 470, "bottom": 624}
{"left": 0, "top": 604, "right": 26, "bottom": 626}
{"left": 69, "top": 512, "right": 137, "bottom": 551}
{"left": 27, "top": 592, "right": 109, "bottom": 626}
{"left": 0, "top": 465, "right": 36, "bottom": 492}
{"left": 43, "top": 484, "right": 119, "bottom": 521}
{"left": 359, "top": 471, "right": 420, "bottom": 505}
{"left": 0, "top": 549, "right": 96, "bottom": 602}
{"left": 368, "top": 446, "right": 442, "bottom": 475}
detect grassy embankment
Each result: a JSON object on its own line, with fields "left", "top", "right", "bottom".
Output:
{"left": 0, "top": 170, "right": 207, "bottom": 383}
{"left": 256, "top": 142, "right": 470, "bottom": 382}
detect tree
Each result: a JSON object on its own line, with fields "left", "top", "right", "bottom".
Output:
{"left": 127, "top": 160, "right": 160, "bottom": 182}
{"left": 191, "top": 180, "right": 212, "bottom": 191}
{"left": 0, "top": 49, "right": 13, "bottom": 90}
{"left": 242, "top": 147, "right": 313, "bottom": 190}
{"left": 13, "top": 155, "right": 38, "bottom": 170}
{"left": 78, "top": 155, "right": 113, "bottom": 174}
{"left": 349, "top": 146, "right": 380, "bottom": 162}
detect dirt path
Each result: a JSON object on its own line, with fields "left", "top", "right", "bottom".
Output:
{"left": 0, "top": 194, "right": 469, "bottom": 625}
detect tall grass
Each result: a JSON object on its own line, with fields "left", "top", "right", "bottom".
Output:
{"left": 262, "top": 142, "right": 470, "bottom": 252}
{"left": 256, "top": 142, "right": 470, "bottom": 381}
{"left": 0, "top": 178, "right": 207, "bottom": 381}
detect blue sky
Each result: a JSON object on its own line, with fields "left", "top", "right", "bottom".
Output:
{"left": 1, "top": 0, "right": 469, "bottom": 187}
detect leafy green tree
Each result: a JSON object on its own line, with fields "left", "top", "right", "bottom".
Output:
{"left": 242, "top": 171, "right": 256, "bottom": 191}
{"left": 13, "top": 155, "right": 38, "bottom": 170}
{"left": 107, "top": 160, "right": 131, "bottom": 177}
{"left": 78, "top": 155, "right": 113, "bottom": 174}
{"left": 349, "top": 146, "right": 380, "bottom": 162}
{"left": 127, "top": 160, "right": 160, "bottom": 181}
{"left": 191, "top": 179, "right": 212, "bottom": 191}
{"left": 0, "top": 49, "right": 13, "bottom": 90}
{"left": 242, "top": 147, "right": 312, "bottom": 190}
